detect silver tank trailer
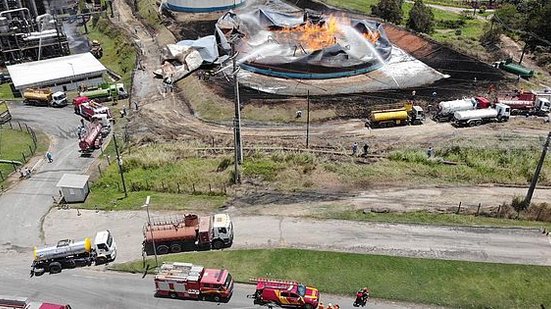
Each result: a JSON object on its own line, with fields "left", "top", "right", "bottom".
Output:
{"left": 453, "top": 108, "right": 498, "bottom": 121}
{"left": 34, "top": 238, "right": 92, "bottom": 261}
{"left": 438, "top": 98, "right": 476, "bottom": 116}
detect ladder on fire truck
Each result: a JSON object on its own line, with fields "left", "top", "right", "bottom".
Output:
{"left": 250, "top": 277, "right": 301, "bottom": 289}
{"left": 156, "top": 262, "right": 203, "bottom": 281}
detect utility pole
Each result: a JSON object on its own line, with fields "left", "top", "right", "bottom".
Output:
{"left": 306, "top": 90, "right": 310, "bottom": 148}
{"left": 519, "top": 43, "right": 528, "bottom": 65}
{"left": 112, "top": 132, "right": 128, "bottom": 198}
{"left": 230, "top": 37, "right": 243, "bottom": 183}
{"left": 524, "top": 131, "right": 551, "bottom": 206}
{"left": 142, "top": 196, "right": 158, "bottom": 268}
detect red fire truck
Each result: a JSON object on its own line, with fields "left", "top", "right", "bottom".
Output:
{"left": 249, "top": 278, "right": 320, "bottom": 309}
{"left": 154, "top": 262, "right": 234, "bottom": 302}
{"left": 73, "top": 96, "right": 112, "bottom": 120}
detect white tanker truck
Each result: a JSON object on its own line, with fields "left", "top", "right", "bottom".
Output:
{"left": 433, "top": 97, "right": 490, "bottom": 122}
{"left": 31, "top": 230, "right": 117, "bottom": 276}
{"left": 453, "top": 103, "right": 510, "bottom": 127}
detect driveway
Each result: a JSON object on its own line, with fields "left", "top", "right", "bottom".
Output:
{"left": 0, "top": 103, "right": 96, "bottom": 248}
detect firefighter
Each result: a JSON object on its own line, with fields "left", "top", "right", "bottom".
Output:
{"left": 318, "top": 302, "right": 324, "bottom": 309}
{"left": 327, "top": 304, "right": 333, "bottom": 309}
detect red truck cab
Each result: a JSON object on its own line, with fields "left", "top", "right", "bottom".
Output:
{"left": 251, "top": 278, "right": 319, "bottom": 309}
{"left": 154, "top": 262, "right": 233, "bottom": 302}
{"left": 0, "top": 296, "right": 71, "bottom": 309}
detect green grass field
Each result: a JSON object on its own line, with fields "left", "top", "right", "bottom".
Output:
{"left": 0, "top": 84, "right": 14, "bottom": 99}
{"left": 0, "top": 127, "right": 35, "bottom": 182}
{"left": 84, "top": 137, "right": 550, "bottom": 210}
{"left": 113, "top": 248, "right": 551, "bottom": 309}
{"left": 314, "top": 209, "right": 551, "bottom": 230}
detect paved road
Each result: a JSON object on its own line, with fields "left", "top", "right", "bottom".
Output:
{"left": 0, "top": 254, "right": 441, "bottom": 309}
{"left": 0, "top": 103, "right": 93, "bottom": 248}
{"left": 43, "top": 211, "right": 551, "bottom": 266}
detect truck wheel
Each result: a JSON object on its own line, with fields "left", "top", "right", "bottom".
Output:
{"left": 95, "top": 257, "right": 107, "bottom": 265}
{"left": 157, "top": 245, "right": 169, "bottom": 255}
{"left": 49, "top": 262, "right": 62, "bottom": 274}
{"left": 213, "top": 295, "right": 221, "bottom": 302}
{"left": 169, "top": 292, "right": 177, "bottom": 299}
{"left": 33, "top": 268, "right": 45, "bottom": 276}
{"left": 212, "top": 240, "right": 224, "bottom": 250}
{"left": 170, "top": 244, "right": 181, "bottom": 253}
{"left": 304, "top": 304, "right": 313, "bottom": 309}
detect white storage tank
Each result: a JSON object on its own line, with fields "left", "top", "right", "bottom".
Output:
{"left": 165, "top": 0, "right": 246, "bottom": 12}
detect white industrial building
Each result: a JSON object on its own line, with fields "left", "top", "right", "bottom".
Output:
{"left": 165, "top": 0, "right": 246, "bottom": 12}
{"left": 7, "top": 52, "right": 107, "bottom": 93}
{"left": 56, "top": 174, "right": 90, "bottom": 203}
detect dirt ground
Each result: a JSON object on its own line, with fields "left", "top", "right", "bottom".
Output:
{"left": 109, "top": 0, "right": 551, "bottom": 219}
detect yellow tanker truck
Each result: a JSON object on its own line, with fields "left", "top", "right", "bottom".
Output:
{"left": 23, "top": 88, "right": 67, "bottom": 107}
{"left": 366, "top": 102, "right": 424, "bottom": 128}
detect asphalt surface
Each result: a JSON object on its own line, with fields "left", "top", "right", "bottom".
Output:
{"left": 43, "top": 211, "right": 551, "bottom": 266}
{"left": 0, "top": 103, "right": 92, "bottom": 248}
{"left": 0, "top": 255, "right": 441, "bottom": 309}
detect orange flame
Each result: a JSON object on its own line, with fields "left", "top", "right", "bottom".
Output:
{"left": 274, "top": 16, "right": 380, "bottom": 52}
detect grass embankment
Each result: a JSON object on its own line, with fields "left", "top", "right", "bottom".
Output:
{"left": 323, "top": 0, "right": 488, "bottom": 56}
{"left": 84, "top": 16, "right": 137, "bottom": 86}
{"left": 0, "top": 127, "right": 42, "bottom": 183}
{"left": 84, "top": 137, "right": 550, "bottom": 210}
{"left": 0, "top": 84, "right": 14, "bottom": 99}
{"left": 315, "top": 209, "right": 551, "bottom": 230}
{"left": 113, "top": 248, "right": 551, "bottom": 309}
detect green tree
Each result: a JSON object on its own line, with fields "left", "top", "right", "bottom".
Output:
{"left": 406, "top": 0, "right": 434, "bottom": 34}
{"left": 371, "top": 0, "right": 403, "bottom": 24}
{"left": 479, "top": 22, "right": 503, "bottom": 46}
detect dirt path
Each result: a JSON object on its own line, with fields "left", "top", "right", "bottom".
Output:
{"left": 111, "top": 0, "right": 550, "bottom": 148}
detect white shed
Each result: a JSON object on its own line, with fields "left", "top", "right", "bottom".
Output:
{"left": 56, "top": 174, "right": 90, "bottom": 203}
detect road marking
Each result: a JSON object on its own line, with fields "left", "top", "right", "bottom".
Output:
{"left": 31, "top": 158, "right": 43, "bottom": 171}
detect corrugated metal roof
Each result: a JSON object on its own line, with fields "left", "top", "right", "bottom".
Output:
{"left": 7, "top": 53, "right": 107, "bottom": 90}
{"left": 56, "top": 174, "right": 90, "bottom": 189}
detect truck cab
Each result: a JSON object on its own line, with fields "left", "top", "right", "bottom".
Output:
{"left": 535, "top": 98, "right": 551, "bottom": 114}
{"left": 94, "top": 230, "right": 117, "bottom": 265}
{"left": 115, "top": 83, "right": 128, "bottom": 98}
{"left": 252, "top": 278, "right": 319, "bottom": 309}
{"left": 212, "top": 214, "right": 233, "bottom": 249}
{"left": 410, "top": 105, "right": 424, "bottom": 125}
{"left": 51, "top": 91, "right": 68, "bottom": 107}
{"left": 495, "top": 103, "right": 511, "bottom": 121}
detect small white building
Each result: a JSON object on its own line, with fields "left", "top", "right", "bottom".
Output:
{"left": 56, "top": 174, "right": 90, "bottom": 203}
{"left": 7, "top": 52, "right": 107, "bottom": 93}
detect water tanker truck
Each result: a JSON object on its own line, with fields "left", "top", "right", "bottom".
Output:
{"left": 31, "top": 230, "right": 117, "bottom": 276}
{"left": 80, "top": 83, "right": 128, "bottom": 102}
{"left": 143, "top": 214, "right": 234, "bottom": 255}
{"left": 453, "top": 103, "right": 510, "bottom": 127}
{"left": 497, "top": 91, "right": 551, "bottom": 115}
{"left": 433, "top": 97, "right": 490, "bottom": 122}
{"left": 23, "top": 88, "right": 67, "bottom": 107}
{"left": 79, "top": 120, "right": 104, "bottom": 154}
{"left": 366, "top": 102, "right": 424, "bottom": 128}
